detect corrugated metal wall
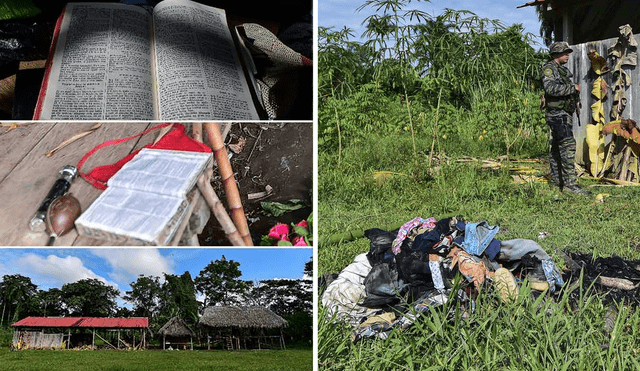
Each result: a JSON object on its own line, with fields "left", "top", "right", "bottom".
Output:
{"left": 12, "top": 331, "right": 64, "bottom": 349}
{"left": 568, "top": 34, "right": 639, "bottom": 164}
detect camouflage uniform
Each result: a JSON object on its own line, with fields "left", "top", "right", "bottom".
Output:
{"left": 540, "top": 42, "right": 587, "bottom": 194}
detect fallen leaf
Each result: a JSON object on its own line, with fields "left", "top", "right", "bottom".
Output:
{"left": 228, "top": 136, "right": 247, "bottom": 154}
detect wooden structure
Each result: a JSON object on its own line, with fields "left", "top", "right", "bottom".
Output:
{"left": 198, "top": 306, "right": 287, "bottom": 350}
{"left": 157, "top": 316, "right": 195, "bottom": 350}
{"left": 11, "top": 316, "right": 150, "bottom": 350}
{"left": 0, "top": 122, "right": 230, "bottom": 246}
{"left": 518, "top": 0, "right": 640, "bottom": 45}
{"left": 564, "top": 34, "right": 639, "bottom": 166}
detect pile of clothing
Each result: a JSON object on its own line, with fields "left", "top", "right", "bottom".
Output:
{"left": 321, "top": 216, "right": 565, "bottom": 341}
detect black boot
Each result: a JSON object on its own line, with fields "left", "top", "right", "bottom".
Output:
{"left": 565, "top": 184, "right": 592, "bottom": 196}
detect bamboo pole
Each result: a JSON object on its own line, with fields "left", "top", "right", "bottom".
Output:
{"left": 192, "top": 123, "right": 203, "bottom": 143}
{"left": 197, "top": 170, "right": 244, "bottom": 246}
{"left": 203, "top": 123, "right": 252, "bottom": 245}
{"left": 94, "top": 332, "right": 116, "bottom": 349}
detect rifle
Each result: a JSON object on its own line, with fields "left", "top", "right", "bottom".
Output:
{"left": 575, "top": 100, "right": 581, "bottom": 126}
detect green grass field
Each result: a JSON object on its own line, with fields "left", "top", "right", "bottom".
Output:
{"left": 318, "top": 133, "right": 640, "bottom": 370}
{"left": 0, "top": 347, "right": 312, "bottom": 371}
{"left": 319, "top": 133, "right": 640, "bottom": 275}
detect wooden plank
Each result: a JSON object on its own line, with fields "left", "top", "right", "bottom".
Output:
{"left": 0, "top": 122, "right": 153, "bottom": 245}
{"left": 0, "top": 123, "right": 55, "bottom": 182}
{"left": 570, "top": 34, "right": 640, "bottom": 164}
{"left": 1, "top": 122, "right": 228, "bottom": 246}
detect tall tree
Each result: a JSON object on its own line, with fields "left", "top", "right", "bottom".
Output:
{"left": 0, "top": 274, "right": 39, "bottom": 325}
{"left": 246, "top": 259, "right": 313, "bottom": 344}
{"left": 159, "top": 272, "right": 198, "bottom": 327}
{"left": 123, "top": 275, "right": 163, "bottom": 320}
{"left": 304, "top": 257, "right": 313, "bottom": 278}
{"left": 195, "top": 256, "right": 248, "bottom": 307}
{"left": 249, "top": 279, "right": 312, "bottom": 316}
{"left": 37, "top": 288, "right": 64, "bottom": 317}
{"left": 60, "top": 279, "right": 119, "bottom": 317}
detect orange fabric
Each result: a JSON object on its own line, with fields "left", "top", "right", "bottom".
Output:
{"left": 449, "top": 247, "right": 494, "bottom": 289}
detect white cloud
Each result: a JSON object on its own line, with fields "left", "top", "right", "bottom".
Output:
{"left": 14, "top": 253, "right": 116, "bottom": 289}
{"left": 90, "top": 248, "right": 175, "bottom": 285}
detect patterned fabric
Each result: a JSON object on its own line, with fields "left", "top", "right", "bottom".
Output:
{"left": 541, "top": 57, "right": 579, "bottom": 189}
{"left": 429, "top": 259, "right": 445, "bottom": 291}
{"left": 541, "top": 259, "right": 564, "bottom": 293}
{"left": 547, "top": 114, "right": 577, "bottom": 188}
{"left": 460, "top": 221, "right": 500, "bottom": 256}
{"left": 541, "top": 59, "right": 578, "bottom": 114}
{"left": 414, "top": 289, "right": 449, "bottom": 312}
{"left": 449, "top": 247, "right": 493, "bottom": 289}
{"left": 241, "top": 23, "right": 312, "bottom": 119}
{"left": 392, "top": 217, "right": 437, "bottom": 254}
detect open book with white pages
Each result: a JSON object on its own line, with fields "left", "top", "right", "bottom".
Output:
{"left": 75, "top": 148, "right": 212, "bottom": 245}
{"left": 34, "top": 0, "right": 263, "bottom": 120}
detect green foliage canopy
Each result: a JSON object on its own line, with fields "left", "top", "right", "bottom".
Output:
{"left": 319, "top": 0, "right": 547, "bottom": 155}
{"left": 60, "top": 278, "right": 119, "bottom": 317}
{"left": 194, "top": 255, "right": 249, "bottom": 307}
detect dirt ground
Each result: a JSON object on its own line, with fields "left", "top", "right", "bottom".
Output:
{"left": 198, "top": 123, "right": 313, "bottom": 246}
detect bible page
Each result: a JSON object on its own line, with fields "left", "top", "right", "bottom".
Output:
{"left": 34, "top": 3, "right": 156, "bottom": 120}
{"left": 153, "top": 0, "right": 260, "bottom": 120}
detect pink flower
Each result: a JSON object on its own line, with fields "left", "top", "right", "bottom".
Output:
{"left": 295, "top": 220, "right": 309, "bottom": 229}
{"left": 268, "top": 223, "right": 289, "bottom": 240}
{"left": 292, "top": 236, "right": 307, "bottom": 246}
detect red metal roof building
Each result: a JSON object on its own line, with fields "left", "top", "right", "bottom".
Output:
{"left": 12, "top": 317, "right": 150, "bottom": 350}
{"left": 12, "top": 316, "right": 149, "bottom": 328}
{"left": 12, "top": 317, "right": 85, "bottom": 328}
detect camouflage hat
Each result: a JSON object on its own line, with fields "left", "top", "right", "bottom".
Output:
{"left": 549, "top": 41, "right": 573, "bottom": 55}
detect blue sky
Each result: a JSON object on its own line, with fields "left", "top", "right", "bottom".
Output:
{"left": 0, "top": 248, "right": 312, "bottom": 306}
{"left": 319, "top": 0, "right": 545, "bottom": 48}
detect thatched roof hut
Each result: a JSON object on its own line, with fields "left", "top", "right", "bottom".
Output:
{"left": 198, "top": 306, "right": 287, "bottom": 350}
{"left": 199, "top": 306, "right": 287, "bottom": 329}
{"left": 157, "top": 316, "right": 195, "bottom": 350}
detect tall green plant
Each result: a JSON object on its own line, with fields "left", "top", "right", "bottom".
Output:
{"left": 319, "top": 27, "right": 377, "bottom": 166}
{"left": 358, "top": 0, "right": 431, "bottom": 157}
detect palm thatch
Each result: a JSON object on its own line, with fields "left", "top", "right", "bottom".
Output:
{"left": 157, "top": 316, "right": 195, "bottom": 337}
{"left": 198, "top": 306, "right": 287, "bottom": 329}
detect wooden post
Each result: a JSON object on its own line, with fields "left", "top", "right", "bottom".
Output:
{"left": 163, "top": 334, "right": 166, "bottom": 350}
{"left": 619, "top": 145, "right": 632, "bottom": 180}
{"left": 197, "top": 171, "right": 244, "bottom": 245}
{"left": 117, "top": 329, "right": 120, "bottom": 349}
{"left": 203, "top": 122, "right": 253, "bottom": 245}
{"left": 92, "top": 329, "right": 95, "bottom": 349}
{"left": 561, "top": 7, "right": 572, "bottom": 44}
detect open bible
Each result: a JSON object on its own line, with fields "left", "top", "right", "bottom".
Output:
{"left": 74, "top": 148, "right": 213, "bottom": 245}
{"left": 33, "top": 0, "right": 263, "bottom": 120}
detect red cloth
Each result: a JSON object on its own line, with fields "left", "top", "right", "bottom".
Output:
{"left": 78, "top": 124, "right": 211, "bottom": 190}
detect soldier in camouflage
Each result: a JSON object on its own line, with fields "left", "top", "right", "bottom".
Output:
{"left": 540, "top": 41, "right": 591, "bottom": 195}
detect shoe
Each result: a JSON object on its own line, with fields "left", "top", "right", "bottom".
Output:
{"left": 529, "top": 280, "right": 549, "bottom": 291}
{"left": 565, "top": 185, "right": 592, "bottom": 196}
{"left": 494, "top": 268, "right": 518, "bottom": 303}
